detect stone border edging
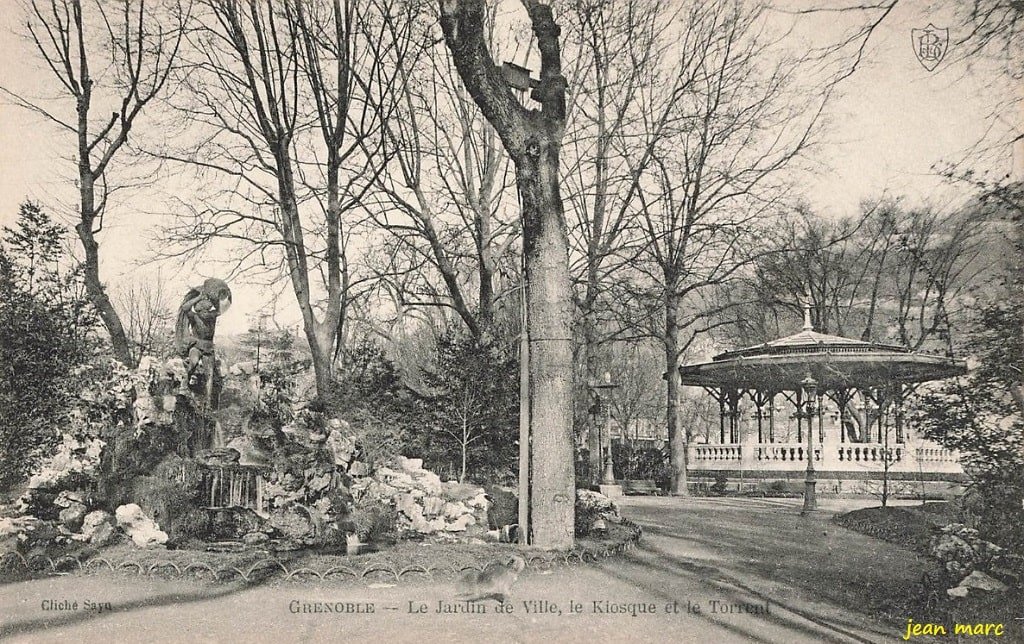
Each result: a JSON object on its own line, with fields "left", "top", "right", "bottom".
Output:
{"left": 0, "top": 520, "right": 643, "bottom": 585}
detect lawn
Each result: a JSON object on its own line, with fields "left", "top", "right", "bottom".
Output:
{"left": 833, "top": 501, "right": 1024, "bottom": 638}
{"left": 832, "top": 502, "right": 959, "bottom": 551}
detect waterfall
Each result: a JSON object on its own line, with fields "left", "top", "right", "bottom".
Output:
{"left": 202, "top": 465, "right": 265, "bottom": 515}
{"left": 256, "top": 475, "right": 265, "bottom": 516}
{"left": 211, "top": 420, "right": 225, "bottom": 448}
{"left": 208, "top": 468, "right": 216, "bottom": 507}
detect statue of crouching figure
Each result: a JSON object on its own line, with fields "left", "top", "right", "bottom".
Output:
{"left": 174, "top": 278, "right": 232, "bottom": 412}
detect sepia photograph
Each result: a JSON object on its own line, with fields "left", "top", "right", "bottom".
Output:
{"left": 0, "top": 0, "right": 1020, "bottom": 641}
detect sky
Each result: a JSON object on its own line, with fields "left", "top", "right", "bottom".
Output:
{"left": 0, "top": 0, "right": 1020, "bottom": 336}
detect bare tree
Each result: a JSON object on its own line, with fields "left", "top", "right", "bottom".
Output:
{"left": 159, "top": 0, "right": 418, "bottom": 396}
{"left": 432, "top": 385, "right": 486, "bottom": 483}
{"left": 891, "top": 209, "right": 985, "bottom": 353}
{"left": 367, "top": 4, "right": 520, "bottom": 339}
{"left": 955, "top": 0, "right": 1024, "bottom": 80}
{"left": 743, "top": 201, "right": 985, "bottom": 353}
{"left": 678, "top": 394, "right": 719, "bottom": 446}
{"left": 559, "top": 0, "right": 681, "bottom": 483}
{"left": 115, "top": 271, "right": 175, "bottom": 359}
{"left": 3, "top": 0, "right": 186, "bottom": 365}
{"left": 603, "top": 340, "right": 666, "bottom": 478}
{"left": 734, "top": 200, "right": 986, "bottom": 446}
{"left": 738, "top": 203, "right": 884, "bottom": 340}
{"left": 439, "top": 0, "right": 575, "bottom": 548}
{"left": 624, "top": 0, "right": 830, "bottom": 494}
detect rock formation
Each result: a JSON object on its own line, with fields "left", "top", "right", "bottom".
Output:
{"left": 115, "top": 504, "right": 169, "bottom": 548}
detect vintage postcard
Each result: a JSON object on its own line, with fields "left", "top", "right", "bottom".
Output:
{"left": 0, "top": 0, "right": 1020, "bottom": 642}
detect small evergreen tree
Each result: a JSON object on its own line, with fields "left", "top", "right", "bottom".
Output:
{"left": 417, "top": 332, "right": 518, "bottom": 484}
{"left": 237, "top": 314, "right": 299, "bottom": 372}
{"left": 325, "top": 338, "right": 417, "bottom": 468}
{"left": 0, "top": 203, "right": 95, "bottom": 489}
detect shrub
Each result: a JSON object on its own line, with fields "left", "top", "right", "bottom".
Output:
{"left": 324, "top": 340, "right": 415, "bottom": 468}
{"left": 575, "top": 506, "right": 600, "bottom": 536}
{"left": 485, "top": 486, "right": 518, "bottom": 530}
{"left": 710, "top": 472, "right": 729, "bottom": 496}
{"left": 346, "top": 497, "right": 398, "bottom": 544}
{"left": 959, "top": 473, "right": 1024, "bottom": 553}
{"left": 342, "top": 407, "right": 410, "bottom": 469}
{"left": 414, "top": 332, "right": 519, "bottom": 485}
{"left": 171, "top": 509, "right": 213, "bottom": 543}
{"left": 909, "top": 256, "right": 1024, "bottom": 554}
{"left": 611, "top": 443, "right": 670, "bottom": 484}
{"left": 575, "top": 490, "right": 620, "bottom": 536}
{"left": 0, "top": 204, "right": 96, "bottom": 489}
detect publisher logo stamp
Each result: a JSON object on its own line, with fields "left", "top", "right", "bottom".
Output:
{"left": 911, "top": 24, "right": 949, "bottom": 71}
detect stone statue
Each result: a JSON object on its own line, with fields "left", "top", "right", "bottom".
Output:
{"left": 175, "top": 278, "right": 232, "bottom": 398}
{"left": 174, "top": 278, "right": 231, "bottom": 454}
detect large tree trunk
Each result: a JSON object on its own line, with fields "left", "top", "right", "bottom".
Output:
{"left": 665, "top": 291, "right": 688, "bottom": 495}
{"left": 440, "top": 0, "right": 574, "bottom": 549}
{"left": 77, "top": 171, "right": 133, "bottom": 366}
{"left": 277, "top": 162, "right": 335, "bottom": 400}
{"left": 516, "top": 141, "right": 575, "bottom": 548}
{"left": 316, "top": 159, "right": 345, "bottom": 392}
{"left": 76, "top": 68, "right": 132, "bottom": 367}
{"left": 29, "top": 0, "right": 176, "bottom": 370}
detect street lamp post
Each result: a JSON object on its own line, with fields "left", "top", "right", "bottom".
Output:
{"left": 601, "top": 409, "right": 617, "bottom": 486}
{"left": 801, "top": 374, "right": 818, "bottom": 514}
{"left": 590, "top": 372, "right": 621, "bottom": 494}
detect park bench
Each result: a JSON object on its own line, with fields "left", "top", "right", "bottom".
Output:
{"left": 620, "top": 479, "right": 664, "bottom": 496}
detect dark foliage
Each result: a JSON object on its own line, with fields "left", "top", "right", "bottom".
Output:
{"left": 833, "top": 504, "right": 958, "bottom": 552}
{"left": 236, "top": 323, "right": 302, "bottom": 373}
{"left": 101, "top": 422, "right": 183, "bottom": 488}
{"left": 484, "top": 486, "right": 518, "bottom": 530}
{"left": 344, "top": 495, "right": 398, "bottom": 545}
{"left": 106, "top": 456, "right": 220, "bottom": 543}
{"left": 611, "top": 442, "right": 671, "bottom": 485}
{"left": 123, "top": 475, "right": 194, "bottom": 539}
{"left": 574, "top": 504, "right": 601, "bottom": 536}
{"left": 709, "top": 472, "right": 730, "bottom": 496}
{"left": 324, "top": 338, "right": 417, "bottom": 468}
{"left": 414, "top": 331, "right": 519, "bottom": 485}
{"left": 0, "top": 203, "right": 95, "bottom": 489}
{"left": 911, "top": 185, "right": 1024, "bottom": 551}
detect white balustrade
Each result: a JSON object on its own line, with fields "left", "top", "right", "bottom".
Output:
{"left": 754, "top": 443, "right": 820, "bottom": 462}
{"left": 693, "top": 444, "right": 742, "bottom": 461}
{"left": 836, "top": 444, "right": 903, "bottom": 463}
{"left": 687, "top": 440, "right": 961, "bottom": 474}
{"left": 915, "top": 447, "right": 959, "bottom": 463}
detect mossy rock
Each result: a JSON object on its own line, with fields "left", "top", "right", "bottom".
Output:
{"left": 172, "top": 509, "right": 213, "bottom": 542}
{"left": 153, "top": 456, "right": 205, "bottom": 501}
{"left": 126, "top": 476, "right": 195, "bottom": 541}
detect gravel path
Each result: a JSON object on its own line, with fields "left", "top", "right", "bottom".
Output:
{"left": 0, "top": 497, "right": 952, "bottom": 643}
